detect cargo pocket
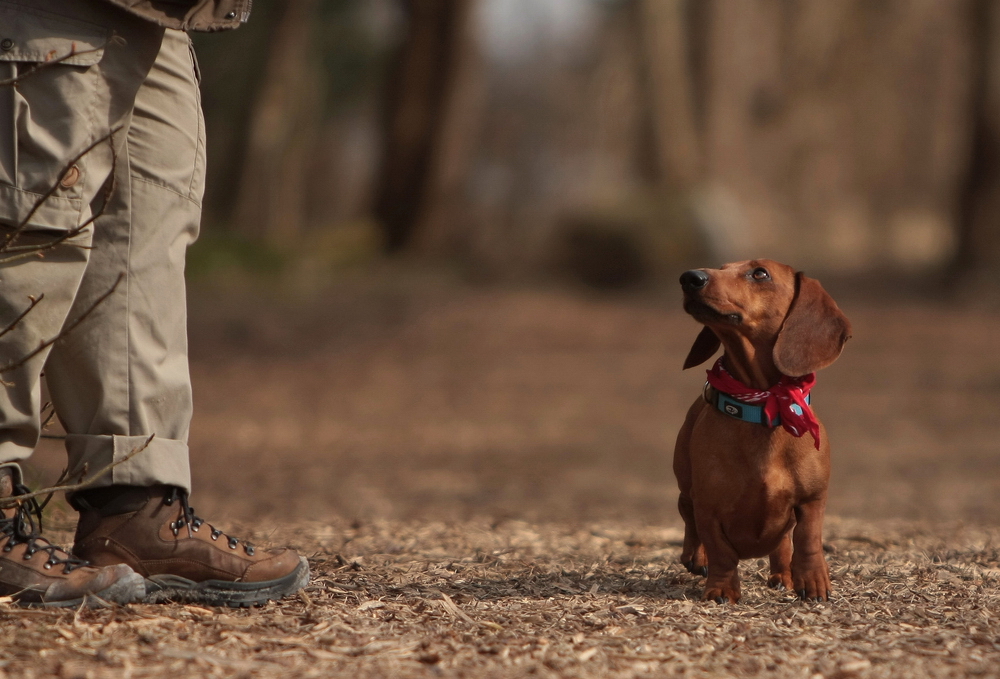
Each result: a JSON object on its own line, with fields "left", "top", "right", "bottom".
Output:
{"left": 0, "top": 5, "right": 108, "bottom": 232}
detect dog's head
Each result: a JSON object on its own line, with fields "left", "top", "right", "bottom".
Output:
{"left": 679, "top": 259, "right": 851, "bottom": 377}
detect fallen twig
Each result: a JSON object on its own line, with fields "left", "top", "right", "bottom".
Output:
{"left": 435, "top": 590, "right": 504, "bottom": 632}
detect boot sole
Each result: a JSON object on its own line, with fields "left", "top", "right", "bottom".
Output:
{"left": 16, "top": 571, "right": 146, "bottom": 608}
{"left": 142, "top": 557, "right": 310, "bottom": 607}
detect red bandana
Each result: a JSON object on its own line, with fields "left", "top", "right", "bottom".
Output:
{"left": 705, "top": 358, "right": 821, "bottom": 449}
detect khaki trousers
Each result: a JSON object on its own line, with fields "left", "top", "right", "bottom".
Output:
{"left": 0, "top": 0, "right": 203, "bottom": 491}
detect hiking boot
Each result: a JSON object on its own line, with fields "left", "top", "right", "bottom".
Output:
{"left": 0, "top": 464, "right": 145, "bottom": 607}
{"left": 71, "top": 485, "right": 309, "bottom": 607}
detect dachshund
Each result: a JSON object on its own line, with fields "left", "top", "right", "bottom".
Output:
{"left": 674, "top": 259, "right": 851, "bottom": 603}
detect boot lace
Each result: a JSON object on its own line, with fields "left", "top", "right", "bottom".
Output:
{"left": 164, "top": 488, "right": 256, "bottom": 556}
{"left": 0, "top": 482, "right": 89, "bottom": 574}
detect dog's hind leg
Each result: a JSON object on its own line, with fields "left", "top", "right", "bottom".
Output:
{"left": 673, "top": 401, "right": 707, "bottom": 576}
{"left": 767, "top": 532, "right": 794, "bottom": 591}
{"left": 678, "top": 493, "right": 708, "bottom": 576}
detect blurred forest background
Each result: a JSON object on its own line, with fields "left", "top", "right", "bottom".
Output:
{"left": 31, "top": 0, "right": 1000, "bottom": 530}
{"left": 188, "top": 0, "right": 1000, "bottom": 293}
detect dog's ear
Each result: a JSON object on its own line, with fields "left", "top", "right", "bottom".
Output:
{"left": 683, "top": 326, "right": 721, "bottom": 369}
{"left": 773, "top": 273, "right": 851, "bottom": 376}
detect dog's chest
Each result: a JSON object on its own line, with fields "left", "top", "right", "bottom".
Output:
{"left": 690, "top": 409, "right": 823, "bottom": 502}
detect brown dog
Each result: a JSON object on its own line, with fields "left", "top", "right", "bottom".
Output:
{"left": 674, "top": 259, "right": 851, "bottom": 603}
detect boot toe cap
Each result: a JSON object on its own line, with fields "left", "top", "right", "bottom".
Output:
{"left": 243, "top": 548, "right": 303, "bottom": 583}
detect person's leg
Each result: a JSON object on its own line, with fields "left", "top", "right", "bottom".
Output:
{"left": 45, "top": 29, "right": 199, "bottom": 491}
{"left": 0, "top": 0, "right": 166, "bottom": 606}
{"left": 0, "top": 0, "right": 162, "bottom": 469}
{"left": 61, "top": 29, "right": 308, "bottom": 606}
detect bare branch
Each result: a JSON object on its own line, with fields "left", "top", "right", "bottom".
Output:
{"left": 0, "top": 434, "right": 154, "bottom": 508}
{"left": 0, "top": 224, "right": 93, "bottom": 266}
{"left": 0, "top": 126, "right": 121, "bottom": 253}
{"left": 0, "top": 37, "right": 124, "bottom": 88}
{"left": 0, "top": 273, "right": 124, "bottom": 375}
{"left": 35, "top": 464, "right": 72, "bottom": 514}
{"left": 1, "top": 45, "right": 122, "bottom": 261}
{"left": 39, "top": 401, "right": 57, "bottom": 433}
{"left": 0, "top": 295, "right": 43, "bottom": 342}
{"left": 0, "top": 126, "right": 119, "bottom": 264}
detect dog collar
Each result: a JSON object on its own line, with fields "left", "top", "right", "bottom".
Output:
{"left": 703, "top": 358, "right": 822, "bottom": 448}
{"left": 704, "top": 383, "right": 810, "bottom": 427}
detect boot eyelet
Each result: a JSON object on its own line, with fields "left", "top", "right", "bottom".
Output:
{"left": 3, "top": 544, "right": 11, "bottom": 552}
{"left": 245, "top": 546, "right": 255, "bottom": 556}
{"left": 228, "top": 537, "right": 238, "bottom": 549}
{"left": 43, "top": 562, "right": 52, "bottom": 569}
{"left": 211, "top": 532, "right": 220, "bottom": 541}
{"left": 191, "top": 524, "right": 199, "bottom": 532}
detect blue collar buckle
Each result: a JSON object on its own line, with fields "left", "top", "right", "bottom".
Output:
{"left": 704, "top": 383, "right": 810, "bottom": 427}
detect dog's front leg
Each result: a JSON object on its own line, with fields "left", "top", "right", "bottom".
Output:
{"left": 791, "top": 498, "right": 831, "bottom": 601}
{"left": 697, "top": 518, "right": 741, "bottom": 603}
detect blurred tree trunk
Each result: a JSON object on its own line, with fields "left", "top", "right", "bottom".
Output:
{"left": 634, "top": 0, "right": 703, "bottom": 188}
{"left": 372, "top": 0, "right": 472, "bottom": 253}
{"left": 956, "top": 0, "right": 1000, "bottom": 282}
{"left": 412, "top": 1, "right": 485, "bottom": 256}
{"left": 233, "top": 0, "right": 319, "bottom": 244}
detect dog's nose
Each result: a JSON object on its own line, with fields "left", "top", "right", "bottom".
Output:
{"left": 680, "top": 269, "right": 710, "bottom": 292}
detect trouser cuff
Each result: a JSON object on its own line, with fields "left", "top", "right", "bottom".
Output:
{"left": 65, "top": 434, "right": 191, "bottom": 493}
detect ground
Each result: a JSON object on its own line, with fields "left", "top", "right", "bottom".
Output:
{"left": 7, "top": 266, "right": 1000, "bottom": 678}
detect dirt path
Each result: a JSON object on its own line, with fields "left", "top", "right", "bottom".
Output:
{"left": 4, "top": 518, "right": 999, "bottom": 678}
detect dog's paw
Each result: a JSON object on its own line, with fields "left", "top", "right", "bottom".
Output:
{"left": 767, "top": 572, "right": 793, "bottom": 591}
{"left": 796, "top": 588, "right": 831, "bottom": 602}
{"left": 681, "top": 544, "right": 708, "bottom": 577}
{"left": 683, "top": 560, "right": 709, "bottom": 577}
{"left": 793, "top": 569, "right": 831, "bottom": 602}
{"left": 702, "top": 586, "right": 740, "bottom": 604}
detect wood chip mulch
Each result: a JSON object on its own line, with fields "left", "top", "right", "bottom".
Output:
{"left": 3, "top": 516, "right": 999, "bottom": 678}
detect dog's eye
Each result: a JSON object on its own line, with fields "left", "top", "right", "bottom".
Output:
{"left": 751, "top": 267, "right": 770, "bottom": 281}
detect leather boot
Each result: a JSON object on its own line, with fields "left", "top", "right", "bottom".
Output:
{"left": 72, "top": 485, "right": 309, "bottom": 607}
{"left": 0, "top": 464, "right": 144, "bottom": 607}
